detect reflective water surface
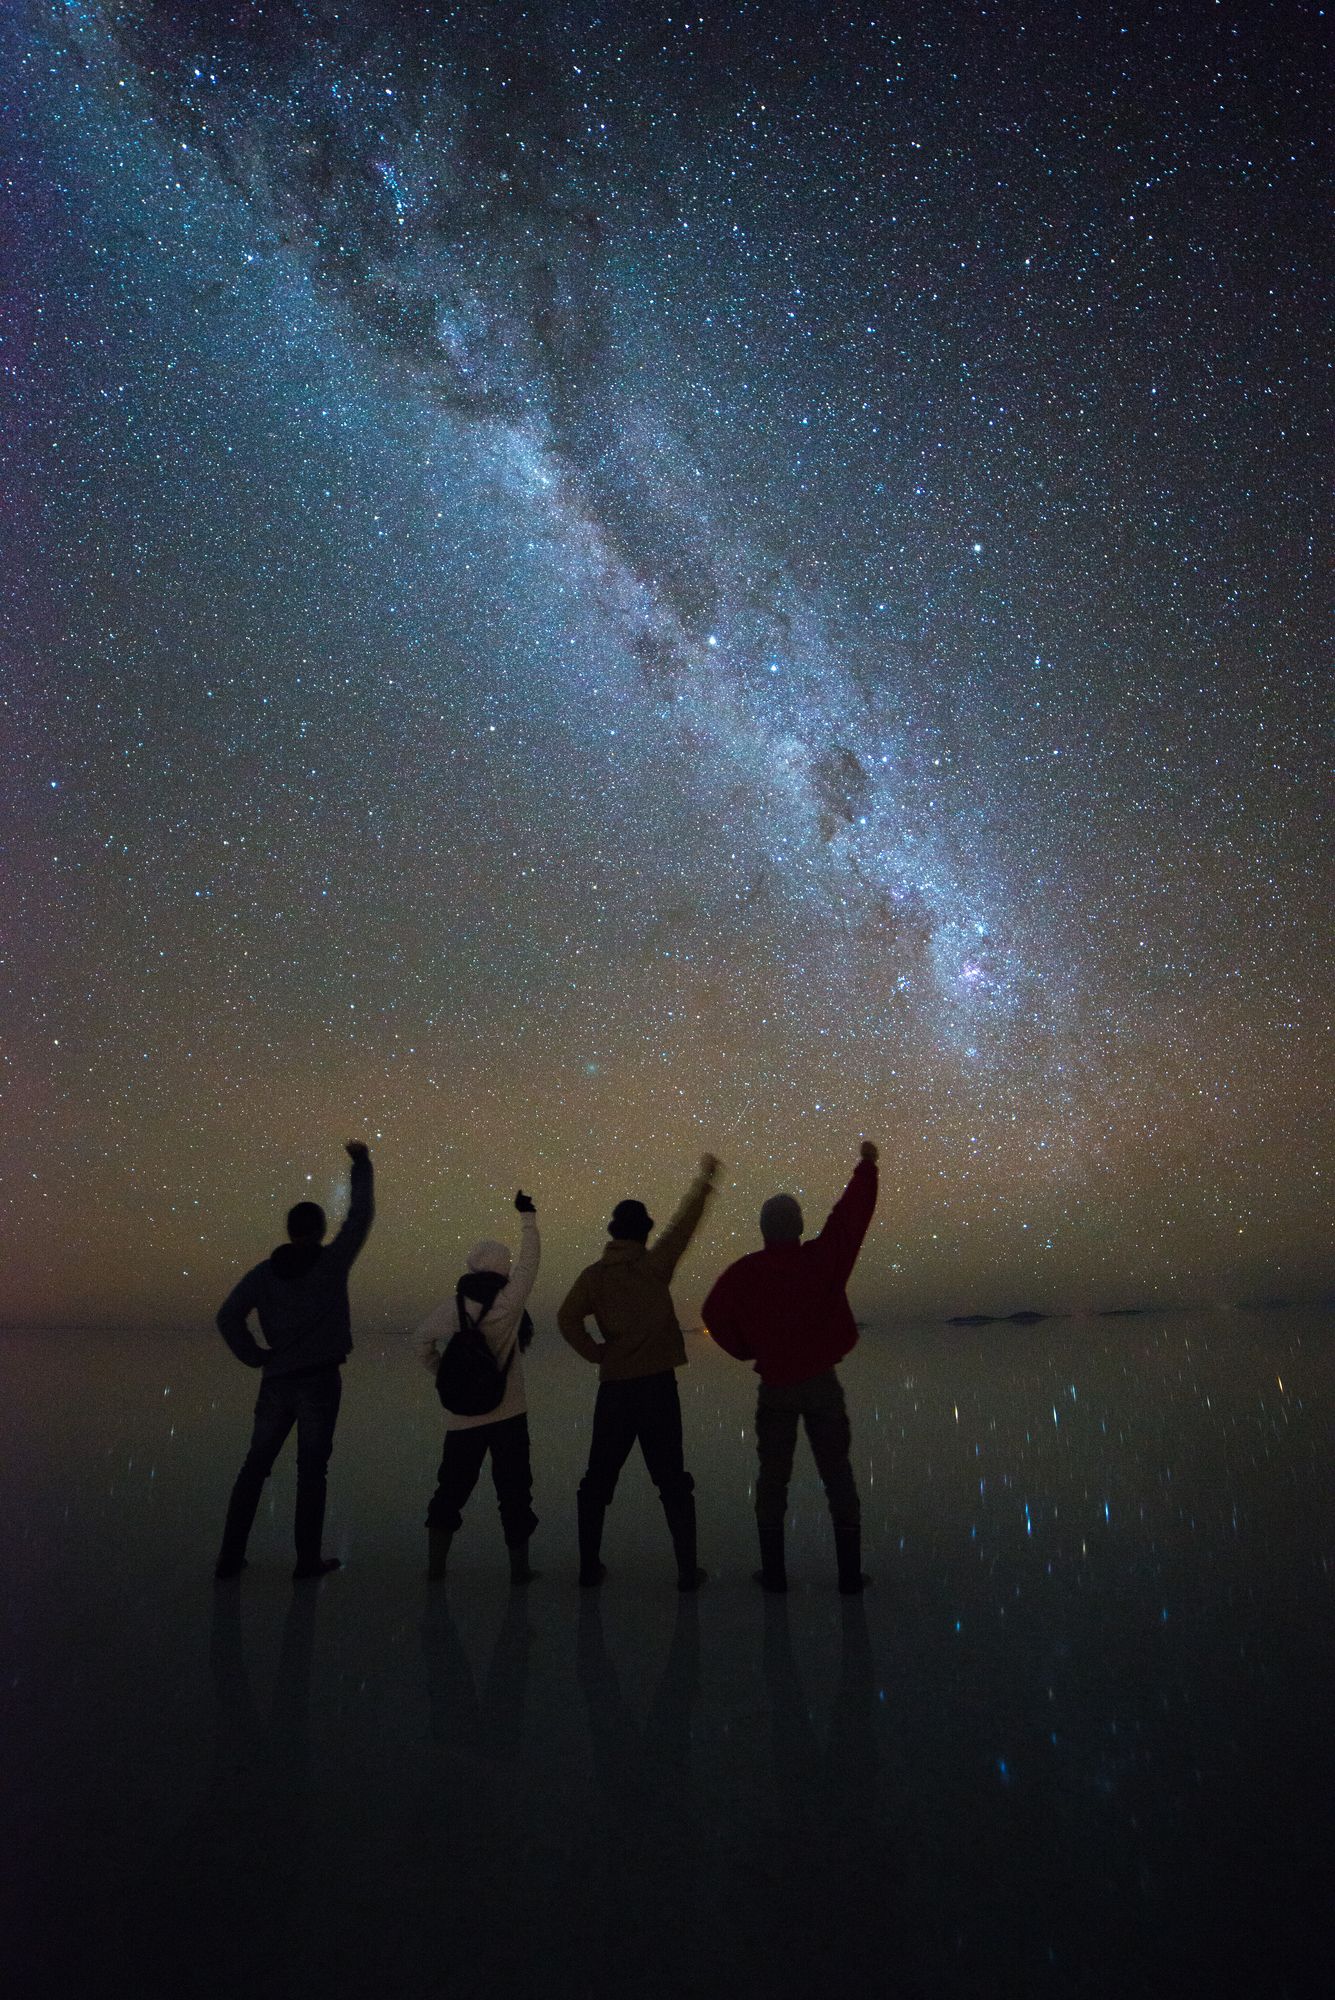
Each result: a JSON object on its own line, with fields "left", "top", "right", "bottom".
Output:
{"left": 3, "top": 1314, "right": 1330, "bottom": 1997}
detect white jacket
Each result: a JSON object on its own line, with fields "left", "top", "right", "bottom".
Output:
{"left": 416, "top": 1214, "right": 540, "bottom": 1432}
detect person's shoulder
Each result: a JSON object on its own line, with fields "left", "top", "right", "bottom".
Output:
{"left": 716, "top": 1248, "right": 768, "bottom": 1283}
{"left": 220, "top": 1260, "right": 262, "bottom": 1304}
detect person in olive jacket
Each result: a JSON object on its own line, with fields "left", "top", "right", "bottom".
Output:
{"left": 214, "top": 1140, "right": 374, "bottom": 1581}
{"left": 558, "top": 1154, "right": 720, "bottom": 1590}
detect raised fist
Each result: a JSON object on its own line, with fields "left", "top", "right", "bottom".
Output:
{"left": 345, "top": 1140, "right": 370, "bottom": 1161}
{"left": 699, "top": 1153, "right": 722, "bottom": 1181}
{"left": 859, "top": 1140, "right": 879, "bottom": 1165}
{"left": 514, "top": 1189, "right": 536, "bottom": 1214}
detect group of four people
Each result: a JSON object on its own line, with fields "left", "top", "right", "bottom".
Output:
{"left": 214, "top": 1138, "right": 879, "bottom": 1593}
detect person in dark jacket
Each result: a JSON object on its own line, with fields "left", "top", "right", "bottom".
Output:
{"left": 214, "top": 1140, "right": 375, "bottom": 1580}
{"left": 558, "top": 1154, "right": 719, "bottom": 1590}
{"left": 702, "top": 1141, "right": 877, "bottom": 1593}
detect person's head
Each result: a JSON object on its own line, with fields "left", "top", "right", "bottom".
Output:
{"left": 286, "top": 1200, "right": 327, "bottom": 1244}
{"left": 466, "top": 1238, "right": 513, "bottom": 1281}
{"left": 608, "top": 1198, "right": 653, "bottom": 1243}
{"left": 759, "top": 1193, "right": 804, "bottom": 1244}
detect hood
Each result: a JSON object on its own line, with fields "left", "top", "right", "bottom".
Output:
{"left": 269, "top": 1242, "right": 323, "bottom": 1281}
{"left": 466, "top": 1238, "right": 512, "bottom": 1278}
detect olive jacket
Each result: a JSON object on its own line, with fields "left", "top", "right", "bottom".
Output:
{"left": 557, "top": 1170, "right": 715, "bottom": 1382}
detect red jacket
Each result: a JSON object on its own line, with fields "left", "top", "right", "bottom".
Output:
{"left": 702, "top": 1159, "right": 878, "bottom": 1386}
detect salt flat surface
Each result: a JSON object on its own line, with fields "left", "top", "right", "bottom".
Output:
{"left": 3, "top": 1315, "right": 1330, "bottom": 1998}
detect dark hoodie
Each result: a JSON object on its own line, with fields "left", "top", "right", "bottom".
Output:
{"left": 216, "top": 1153, "right": 375, "bottom": 1377}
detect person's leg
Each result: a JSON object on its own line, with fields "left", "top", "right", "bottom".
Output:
{"left": 216, "top": 1376, "right": 297, "bottom": 1577}
{"left": 800, "top": 1370, "right": 868, "bottom": 1592}
{"left": 426, "top": 1425, "right": 490, "bottom": 1577}
{"left": 487, "top": 1414, "right": 540, "bottom": 1582}
{"left": 577, "top": 1382, "right": 637, "bottom": 1585}
{"left": 293, "top": 1366, "right": 344, "bottom": 1577}
{"left": 637, "top": 1373, "right": 705, "bottom": 1590}
{"left": 753, "top": 1381, "right": 800, "bottom": 1590}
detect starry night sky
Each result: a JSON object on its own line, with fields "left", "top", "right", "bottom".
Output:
{"left": 4, "top": 1, "right": 1329, "bottom": 1328}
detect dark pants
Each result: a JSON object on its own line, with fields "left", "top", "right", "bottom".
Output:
{"left": 427, "top": 1413, "right": 538, "bottom": 1546}
{"left": 755, "top": 1368, "right": 860, "bottom": 1530}
{"left": 579, "top": 1372, "right": 694, "bottom": 1509}
{"left": 218, "top": 1364, "right": 343, "bottom": 1566}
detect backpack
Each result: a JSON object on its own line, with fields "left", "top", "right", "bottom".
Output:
{"left": 435, "top": 1271, "right": 533, "bottom": 1416}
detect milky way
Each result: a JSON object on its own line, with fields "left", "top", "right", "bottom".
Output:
{"left": 4, "top": 2, "right": 1328, "bottom": 1324}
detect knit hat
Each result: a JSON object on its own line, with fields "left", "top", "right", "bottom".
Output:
{"left": 759, "top": 1194, "right": 804, "bottom": 1243}
{"left": 608, "top": 1199, "right": 653, "bottom": 1242}
{"left": 466, "top": 1238, "right": 512, "bottom": 1277}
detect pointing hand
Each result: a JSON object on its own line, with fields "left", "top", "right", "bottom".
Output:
{"left": 345, "top": 1140, "right": 370, "bottom": 1161}
{"left": 514, "top": 1189, "right": 536, "bottom": 1214}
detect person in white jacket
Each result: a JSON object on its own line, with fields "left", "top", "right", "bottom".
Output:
{"left": 417, "top": 1190, "right": 541, "bottom": 1583}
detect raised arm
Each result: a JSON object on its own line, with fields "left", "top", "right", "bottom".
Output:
{"left": 557, "top": 1268, "right": 604, "bottom": 1365}
{"left": 483, "top": 1195, "right": 542, "bottom": 1368}
{"left": 646, "top": 1154, "right": 721, "bottom": 1281}
{"left": 496, "top": 1194, "right": 541, "bottom": 1313}
{"left": 216, "top": 1267, "right": 268, "bottom": 1369}
{"left": 328, "top": 1140, "right": 375, "bottom": 1271}
{"left": 812, "top": 1142, "right": 879, "bottom": 1286}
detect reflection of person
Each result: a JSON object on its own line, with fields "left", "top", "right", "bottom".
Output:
{"left": 575, "top": 1592, "right": 701, "bottom": 1986}
{"left": 132, "top": 1580, "right": 324, "bottom": 1987}
{"left": 558, "top": 1156, "right": 720, "bottom": 1589}
{"left": 215, "top": 1140, "right": 375, "bottom": 1580}
{"left": 416, "top": 1592, "right": 537, "bottom": 1982}
{"left": 420, "top": 1589, "right": 532, "bottom": 1768}
{"left": 753, "top": 1596, "right": 884, "bottom": 1974}
{"left": 416, "top": 1191, "right": 541, "bottom": 1583}
{"left": 703, "top": 1141, "right": 877, "bottom": 1592}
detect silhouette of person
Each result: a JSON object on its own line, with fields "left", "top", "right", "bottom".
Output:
{"left": 214, "top": 1139, "right": 374, "bottom": 1580}
{"left": 703, "top": 1140, "right": 878, "bottom": 1592}
{"left": 558, "top": 1155, "right": 720, "bottom": 1589}
{"left": 415, "top": 1190, "right": 541, "bottom": 1584}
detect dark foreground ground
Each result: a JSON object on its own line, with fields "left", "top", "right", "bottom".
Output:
{"left": 2, "top": 1313, "right": 1331, "bottom": 1998}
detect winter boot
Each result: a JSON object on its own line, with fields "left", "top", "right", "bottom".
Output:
{"left": 754, "top": 1525, "right": 788, "bottom": 1592}
{"left": 215, "top": 1467, "right": 265, "bottom": 1579}
{"left": 427, "top": 1527, "right": 453, "bottom": 1581}
{"left": 834, "top": 1526, "right": 870, "bottom": 1594}
{"left": 577, "top": 1491, "right": 607, "bottom": 1587}
{"left": 663, "top": 1490, "right": 707, "bottom": 1591}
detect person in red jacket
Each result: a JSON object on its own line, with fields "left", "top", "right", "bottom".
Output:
{"left": 702, "top": 1141, "right": 878, "bottom": 1593}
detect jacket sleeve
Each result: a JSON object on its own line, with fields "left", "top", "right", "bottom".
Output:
{"left": 415, "top": 1297, "right": 455, "bottom": 1375}
{"left": 216, "top": 1268, "right": 268, "bottom": 1368}
{"left": 557, "top": 1268, "right": 604, "bottom": 1364}
{"left": 812, "top": 1157, "right": 878, "bottom": 1287}
{"left": 646, "top": 1170, "right": 715, "bottom": 1282}
{"left": 328, "top": 1153, "right": 375, "bottom": 1272}
{"left": 701, "top": 1264, "right": 755, "bottom": 1361}
{"left": 481, "top": 1216, "right": 540, "bottom": 1367}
